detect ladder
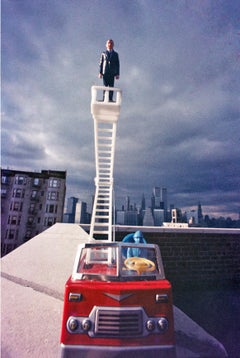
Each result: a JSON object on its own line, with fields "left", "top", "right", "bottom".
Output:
{"left": 90, "top": 86, "right": 122, "bottom": 241}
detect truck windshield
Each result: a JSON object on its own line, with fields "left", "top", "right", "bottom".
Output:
{"left": 75, "top": 244, "right": 163, "bottom": 281}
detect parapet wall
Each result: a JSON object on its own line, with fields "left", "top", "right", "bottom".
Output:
{"left": 114, "top": 227, "right": 240, "bottom": 288}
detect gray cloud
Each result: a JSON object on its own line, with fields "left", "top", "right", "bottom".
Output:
{"left": 2, "top": 0, "right": 240, "bottom": 218}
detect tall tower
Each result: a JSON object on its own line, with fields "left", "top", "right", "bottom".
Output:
{"left": 153, "top": 187, "right": 161, "bottom": 208}
{"left": 141, "top": 193, "right": 146, "bottom": 211}
{"left": 198, "top": 202, "right": 203, "bottom": 224}
{"left": 161, "top": 187, "right": 168, "bottom": 220}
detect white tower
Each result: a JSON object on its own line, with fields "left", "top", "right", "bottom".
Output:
{"left": 90, "top": 86, "right": 122, "bottom": 241}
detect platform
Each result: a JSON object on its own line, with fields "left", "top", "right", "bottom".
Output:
{"left": 91, "top": 85, "right": 122, "bottom": 122}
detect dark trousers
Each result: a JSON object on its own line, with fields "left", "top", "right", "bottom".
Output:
{"left": 103, "top": 73, "right": 114, "bottom": 101}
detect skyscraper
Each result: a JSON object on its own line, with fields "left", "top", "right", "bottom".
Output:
{"left": 161, "top": 187, "right": 168, "bottom": 221}
{"left": 152, "top": 187, "right": 168, "bottom": 221}
{"left": 64, "top": 197, "right": 78, "bottom": 223}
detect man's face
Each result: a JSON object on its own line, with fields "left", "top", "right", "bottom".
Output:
{"left": 106, "top": 40, "right": 114, "bottom": 50}
{"left": 134, "top": 236, "right": 140, "bottom": 244}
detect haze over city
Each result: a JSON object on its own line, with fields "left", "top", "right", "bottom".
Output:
{"left": 2, "top": 0, "right": 240, "bottom": 219}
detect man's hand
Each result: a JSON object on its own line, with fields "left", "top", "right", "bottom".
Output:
{"left": 115, "top": 75, "right": 119, "bottom": 80}
{"left": 98, "top": 73, "right": 103, "bottom": 78}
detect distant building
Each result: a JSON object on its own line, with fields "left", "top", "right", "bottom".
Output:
{"left": 1, "top": 168, "right": 66, "bottom": 256}
{"left": 75, "top": 201, "right": 90, "bottom": 224}
{"left": 171, "top": 208, "right": 182, "bottom": 223}
{"left": 63, "top": 197, "right": 78, "bottom": 223}
{"left": 198, "top": 203, "right": 203, "bottom": 225}
{"left": 116, "top": 210, "right": 125, "bottom": 225}
{"left": 151, "top": 187, "right": 168, "bottom": 221}
{"left": 124, "top": 210, "right": 138, "bottom": 226}
{"left": 185, "top": 209, "right": 198, "bottom": 226}
{"left": 153, "top": 209, "right": 165, "bottom": 226}
{"left": 143, "top": 207, "right": 154, "bottom": 226}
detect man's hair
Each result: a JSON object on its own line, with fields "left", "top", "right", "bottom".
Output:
{"left": 106, "top": 39, "right": 114, "bottom": 46}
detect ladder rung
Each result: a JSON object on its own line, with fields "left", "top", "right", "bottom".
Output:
{"left": 98, "top": 136, "right": 112, "bottom": 140}
{"left": 98, "top": 128, "right": 113, "bottom": 133}
{"left": 93, "top": 230, "right": 109, "bottom": 235}
{"left": 95, "top": 215, "right": 109, "bottom": 219}
{"left": 99, "top": 158, "right": 111, "bottom": 162}
{"left": 98, "top": 144, "right": 112, "bottom": 148}
{"left": 92, "top": 223, "right": 109, "bottom": 227}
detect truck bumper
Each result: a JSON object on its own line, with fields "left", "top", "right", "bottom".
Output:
{"left": 61, "top": 343, "right": 176, "bottom": 358}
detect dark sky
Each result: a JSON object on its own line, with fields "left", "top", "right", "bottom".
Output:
{"left": 2, "top": 0, "right": 240, "bottom": 218}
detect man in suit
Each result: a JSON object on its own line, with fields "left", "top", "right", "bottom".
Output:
{"left": 99, "top": 39, "right": 120, "bottom": 101}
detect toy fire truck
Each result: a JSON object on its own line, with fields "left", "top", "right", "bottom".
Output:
{"left": 60, "top": 240, "right": 175, "bottom": 357}
{"left": 60, "top": 87, "right": 175, "bottom": 357}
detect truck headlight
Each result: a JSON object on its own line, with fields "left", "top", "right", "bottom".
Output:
{"left": 81, "top": 319, "right": 91, "bottom": 332}
{"left": 146, "top": 319, "right": 155, "bottom": 331}
{"left": 68, "top": 318, "right": 79, "bottom": 332}
{"left": 157, "top": 317, "right": 169, "bottom": 333}
{"left": 69, "top": 292, "right": 82, "bottom": 302}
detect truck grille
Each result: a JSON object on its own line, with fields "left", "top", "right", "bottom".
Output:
{"left": 95, "top": 307, "right": 142, "bottom": 336}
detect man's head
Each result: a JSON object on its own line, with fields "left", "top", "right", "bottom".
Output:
{"left": 106, "top": 39, "right": 114, "bottom": 50}
{"left": 133, "top": 230, "right": 144, "bottom": 244}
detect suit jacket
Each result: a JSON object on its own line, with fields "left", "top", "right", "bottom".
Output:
{"left": 99, "top": 50, "right": 120, "bottom": 76}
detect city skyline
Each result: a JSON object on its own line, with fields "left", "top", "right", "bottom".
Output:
{"left": 2, "top": 1, "right": 240, "bottom": 219}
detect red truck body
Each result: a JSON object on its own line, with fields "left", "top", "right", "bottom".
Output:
{"left": 60, "top": 242, "right": 175, "bottom": 358}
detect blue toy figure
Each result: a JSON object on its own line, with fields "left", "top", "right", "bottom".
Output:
{"left": 122, "top": 231, "right": 147, "bottom": 258}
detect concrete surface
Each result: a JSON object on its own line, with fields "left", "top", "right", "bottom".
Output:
{"left": 1, "top": 223, "right": 228, "bottom": 357}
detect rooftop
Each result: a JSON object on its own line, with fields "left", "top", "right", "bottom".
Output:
{"left": 1, "top": 223, "right": 228, "bottom": 357}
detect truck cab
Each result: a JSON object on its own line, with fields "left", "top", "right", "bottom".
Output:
{"left": 60, "top": 241, "right": 175, "bottom": 357}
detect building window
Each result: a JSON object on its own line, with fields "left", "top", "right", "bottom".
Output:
{"left": 44, "top": 217, "right": 56, "bottom": 227}
{"left": 27, "top": 217, "right": 34, "bottom": 225}
{"left": 8, "top": 229, "right": 15, "bottom": 240}
{"left": 29, "top": 203, "right": 35, "bottom": 214}
{"left": 1, "top": 189, "right": 7, "bottom": 197}
{"left": 49, "top": 179, "right": 59, "bottom": 188}
{"left": 11, "top": 216, "right": 17, "bottom": 225}
{"left": 46, "top": 204, "right": 58, "bottom": 213}
{"left": 33, "top": 178, "right": 40, "bottom": 186}
{"left": 49, "top": 205, "right": 54, "bottom": 213}
{"left": 25, "top": 231, "right": 32, "bottom": 241}
{"left": 13, "top": 188, "right": 22, "bottom": 198}
{"left": 31, "top": 190, "right": 38, "bottom": 199}
{"left": 1, "top": 176, "right": 8, "bottom": 184}
{"left": 15, "top": 176, "right": 25, "bottom": 185}
{"left": 47, "top": 191, "right": 59, "bottom": 200}
{"left": 13, "top": 202, "right": 20, "bottom": 211}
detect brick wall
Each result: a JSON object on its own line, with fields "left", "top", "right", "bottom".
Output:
{"left": 115, "top": 228, "right": 240, "bottom": 288}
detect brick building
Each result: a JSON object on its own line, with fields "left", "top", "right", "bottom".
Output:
{"left": 1, "top": 169, "right": 66, "bottom": 256}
